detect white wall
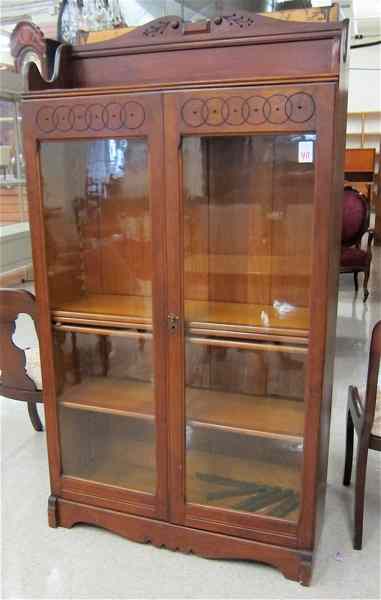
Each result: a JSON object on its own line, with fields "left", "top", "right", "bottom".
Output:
{"left": 346, "top": 44, "right": 381, "bottom": 150}
{"left": 348, "top": 44, "right": 381, "bottom": 113}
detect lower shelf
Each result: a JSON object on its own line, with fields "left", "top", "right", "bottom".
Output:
{"left": 187, "top": 387, "right": 304, "bottom": 440}
{"left": 66, "top": 462, "right": 156, "bottom": 495}
{"left": 186, "top": 441, "right": 301, "bottom": 522}
{"left": 59, "top": 406, "right": 156, "bottom": 494}
{"left": 59, "top": 376, "right": 303, "bottom": 442}
{"left": 60, "top": 378, "right": 154, "bottom": 418}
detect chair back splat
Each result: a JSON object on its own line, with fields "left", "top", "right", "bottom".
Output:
{"left": 340, "top": 186, "right": 374, "bottom": 301}
{"left": 0, "top": 288, "right": 43, "bottom": 431}
{"left": 341, "top": 186, "right": 370, "bottom": 247}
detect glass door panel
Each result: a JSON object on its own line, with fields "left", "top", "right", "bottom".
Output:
{"left": 182, "top": 133, "right": 314, "bottom": 523}
{"left": 40, "top": 137, "right": 157, "bottom": 497}
{"left": 40, "top": 139, "right": 151, "bottom": 325}
{"left": 56, "top": 327, "right": 155, "bottom": 493}
{"left": 185, "top": 338, "right": 305, "bottom": 521}
{"left": 183, "top": 134, "right": 315, "bottom": 334}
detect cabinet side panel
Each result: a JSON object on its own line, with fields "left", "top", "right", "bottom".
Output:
{"left": 315, "top": 51, "right": 348, "bottom": 547}
{"left": 297, "top": 82, "right": 337, "bottom": 551}
{"left": 21, "top": 106, "right": 62, "bottom": 495}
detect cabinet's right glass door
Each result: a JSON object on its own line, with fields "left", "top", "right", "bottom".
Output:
{"left": 182, "top": 133, "right": 315, "bottom": 522}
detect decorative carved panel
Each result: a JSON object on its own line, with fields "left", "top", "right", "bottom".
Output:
{"left": 35, "top": 101, "right": 146, "bottom": 134}
{"left": 10, "top": 21, "right": 47, "bottom": 75}
{"left": 181, "top": 92, "right": 316, "bottom": 128}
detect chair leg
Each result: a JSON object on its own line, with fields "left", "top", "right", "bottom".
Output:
{"left": 353, "top": 441, "right": 369, "bottom": 550}
{"left": 353, "top": 271, "right": 359, "bottom": 292}
{"left": 363, "top": 268, "right": 370, "bottom": 302}
{"left": 343, "top": 409, "right": 354, "bottom": 486}
{"left": 27, "top": 401, "right": 43, "bottom": 432}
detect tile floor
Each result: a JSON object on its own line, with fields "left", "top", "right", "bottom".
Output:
{"left": 1, "top": 249, "right": 381, "bottom": 599}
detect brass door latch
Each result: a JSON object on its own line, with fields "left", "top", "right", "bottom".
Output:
{"left": 167, "top": 313, "right": 180, "bottom": 333}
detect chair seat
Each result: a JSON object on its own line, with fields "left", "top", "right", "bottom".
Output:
{"left": 341, "top": 246, "right": 368, "bottom": 269}
{"left": 359, "top": 388, "right": 381, "bottom": 437}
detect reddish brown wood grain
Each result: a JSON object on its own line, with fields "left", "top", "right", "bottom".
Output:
{"left": 56, "top": 497, "right": 313, "bottom": 585}
{"left": 17, "top": 11, "right": 348, "bottom": 584}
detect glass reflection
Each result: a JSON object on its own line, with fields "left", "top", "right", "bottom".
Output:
{"left": 184, "top": 339, "right": 305, "bottom": 520}
{"left": 40, "top": 138, "right": 151, "bottom": 322}
{"left": 121, "top": 1, "right": 276, "bottom": 27}
{"left": 53, "top": 304, "right": 156, "bottom": 492}
{"left": 182, "top": 134, "right": 316, "bottom": 332}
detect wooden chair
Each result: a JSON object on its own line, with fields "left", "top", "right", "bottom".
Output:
{"left": 0, "top": 289, "right": 43, "bottom": 431}
{"left": 340, "top": 186, "right": 375, "bottom": 301}
{"left": 343, "top": 320, "right": 381, "bottom": 549}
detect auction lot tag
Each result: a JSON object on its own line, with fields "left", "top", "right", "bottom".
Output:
{"left": 298, "top": 141, "right": 314, "bottom": 163}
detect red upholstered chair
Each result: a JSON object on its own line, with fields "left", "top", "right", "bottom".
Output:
{"left": 340, "top": 186, "right": 374, "bottom": 301}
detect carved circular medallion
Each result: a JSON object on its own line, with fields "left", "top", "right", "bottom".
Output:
{"left": 36, "top": 106, "right": 56, "bottom": 133}
{"left": 85, "top": 104, "right": 105, "bottom": 130}
{"left": 202, "top": 98, "right": 227, "bottom": 126}
{"left": 52, "top": 105, "right": 73, "bottom": 131}
{"left": 224, "top": 97, "right": 247, "bottom": 126}
{"left": 71, "top": 105, "right": 88, "bottom": 131}
{"left": 124, "top": 101, "right": 145, "bottom": 129}
{"left": 244, "top": 96, "right": 267, "bottom": 125}
{"left": 263, "top": 95, "right": 289, "bottom": 124}
{"left": 102, "top": 102, "right": 125, "bottom": 130}
{"left": 35, "top": 101, "right": 146, "bottom": 133}
{"left": 181, "top": 98, "right": 205, "bottom": 127}
{"left": 286, "top": 93, "right": 316, "bottom": 123}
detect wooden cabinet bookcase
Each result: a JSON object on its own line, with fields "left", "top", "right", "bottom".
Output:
{"left": 15, "top": 12, "right": 348, "bottom": 585}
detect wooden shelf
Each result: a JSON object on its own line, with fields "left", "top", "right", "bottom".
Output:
{"left": 60, "top": 376, "right": 303, "bottom": 442}
{"left": 52, "top": 293, "right": 152, "bottom": 327}
{"left": 65, "top": 462, "right": 156, "bottom": 495}
{"left": 187, "top": 388, "right": 304, "bottom": 441}
{"left": 51, "top": 294, "right": 309, "bottom": 338}
{"left": 186, "top": 299, "right": 309, "bottom": 337}
{"left": 64, "top": 442, "right": 156, "bottom": 494}
{"left": 60, "top": 378, "right": 154, "bottom": 419}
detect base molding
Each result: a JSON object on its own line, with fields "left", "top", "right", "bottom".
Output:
{"left": 54, "top": 497, "right": 313, "bottom": 585}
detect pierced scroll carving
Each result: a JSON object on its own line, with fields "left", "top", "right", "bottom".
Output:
{"left": 10, "top": 21, "right": 46, "bottom": 73}
{"left": 213, "top": 14, "right": 255, "bottom": 29}
{"left": 143, "top": 18, "right": 175, "bottom": 38}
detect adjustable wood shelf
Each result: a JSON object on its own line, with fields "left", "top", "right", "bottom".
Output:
{"left": 51, "top": 294, "right": 309, "bottom": 339}
{"left": 59, "top": 378, "right": 304, "bottom": 442}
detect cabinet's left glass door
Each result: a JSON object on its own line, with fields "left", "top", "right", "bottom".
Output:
{"left": 40, "top": 138, "right": 159, "bottom": 505}
{"left": 41, "top": 139, "right": 152, "bottom": 325}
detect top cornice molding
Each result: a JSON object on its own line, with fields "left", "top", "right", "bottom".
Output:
{"left": 11, "top": 12, "right": 349, "bottom": 94}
